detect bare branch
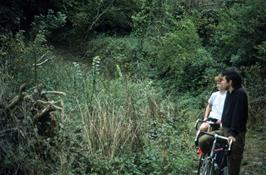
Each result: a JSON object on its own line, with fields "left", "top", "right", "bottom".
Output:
{"left": 35, "top": 105, "right": 56, "bottom": 121}
{"left": 36, "top": 58, "right": 51, "bottom": 66}
{"left": 36, "top": 100, "right": 63, "bottom": 111}
{"left": 41, "top": 91, "right": 66, "bottom": 96}
{"left": 85, "top": 0, "right": 115, "bottom": 39}
{"left": 37, "top": 51, "right": 49, "bottom": 63}
{"left": 7, "top": 95, "right": 22, "bottom": 110}
{"left": 19, "top": 83, "right": 27, "bottom": 94}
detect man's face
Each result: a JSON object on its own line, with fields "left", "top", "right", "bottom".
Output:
{"left": 221, "top": 76, "right": 231, "bottom": 90}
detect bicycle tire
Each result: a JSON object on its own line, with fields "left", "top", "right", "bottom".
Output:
{"left": 197, "top": 156, "right": 203, "bottom": 175}
{"left": 198, "top": 156, "right": 215, "bottom": 175}
{"left": 218, "top": 150, "right": 229, "bottom": 175}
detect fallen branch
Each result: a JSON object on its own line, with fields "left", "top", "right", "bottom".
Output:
{"left": 35, "top": 105, "right": 55, "bottom": 120}
{"left": 19, "top": 83, "right": 27, "bottom": 94}
{"left": 41, "top": 91, "right": 66, "bottom": 96}
{"left": 35, "top": 100, "right": 63, "bottom": 110}
{"left": 7, "top": 94, "right": 23, "bottom": 110}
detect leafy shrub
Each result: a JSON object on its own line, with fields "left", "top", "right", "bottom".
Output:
{"left": 212, "top": 0, "right": 266, "bottom": 67}
{"left": 32, "top": 9, "right": 66, "bottom": 38}
{"left": 151, "top": 18, "right": 215, "bottom": 94}
{"left": 241, "top": 65, "right": 266, "bottom": 129}
{"left": 196, "top": 9, "right": 219, "bottom": 46}
{"left": 85, "top": 36, "right": 149, "bottom": 78}
{"left": 0, "top": 30, "right": 54, "bottom": 88}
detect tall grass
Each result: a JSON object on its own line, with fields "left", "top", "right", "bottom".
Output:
{"left": 32, "top": 54, "right": 200, "bottom": 174}
{"left": 78, "top": 99, "right": 142, "bottom": 158}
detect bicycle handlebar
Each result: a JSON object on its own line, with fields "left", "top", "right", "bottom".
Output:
{"left": 194, "top": 119, "right": 233, "bottom": 151}
{"left": 194, "top": 119, "right": 217, "bottom": 130}
{"left": 200, "top": 131, "right": 228, "bottom": 141}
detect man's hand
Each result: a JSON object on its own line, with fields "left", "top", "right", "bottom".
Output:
{"left": 228, "top": 136, "right": 236, "bottom": 143}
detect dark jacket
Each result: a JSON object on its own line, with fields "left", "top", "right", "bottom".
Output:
{"left": 221, "top": 86, "right": 248, "bottom": 136}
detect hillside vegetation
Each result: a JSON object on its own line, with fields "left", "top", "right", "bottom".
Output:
{"left": 0, "top": 0, "right": 265, "bottom": 174}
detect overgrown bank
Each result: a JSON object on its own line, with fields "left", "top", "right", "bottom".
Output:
{"left": 1, "top": 0, "right": 266, "bottom": 174}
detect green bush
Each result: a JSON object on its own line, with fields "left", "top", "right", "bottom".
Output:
{"left": 85, "top": 35, "right": 151, "bottom": 78}
{"left": 0, "top": 30, "right": 54, "bottom": 88}
{"left": 32, "top": 9, "right": 66, "bottom": 38}
{"left": 150, "top": 18, "right": 215, "bottom": 94}
{"left": 212, "top": 0, "right": 266, "bottom": 66}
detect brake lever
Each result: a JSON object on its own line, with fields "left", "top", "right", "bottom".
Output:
{"left": 194, "top": 130, "right": 201, "bottom": 145}
{"left": 194, "top": 119, "right": 200, "bottom": 130}
{"left": 228, "top": 139, "right": 233, "bottom": 151}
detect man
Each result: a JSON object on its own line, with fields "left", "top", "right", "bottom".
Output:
{"left": 198, "top": 68, "right": 248, "bottom": 175}
{"left": 220, "top": 68, "right": 248, "bottom": 175}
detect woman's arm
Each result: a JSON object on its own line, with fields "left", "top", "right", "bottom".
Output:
{"left": 204, "top": 103, "right": 211, "bottom": 120}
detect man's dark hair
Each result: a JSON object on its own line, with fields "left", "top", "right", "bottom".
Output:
{"left": 221, "top": 67, "right": 242, "bottom": 88}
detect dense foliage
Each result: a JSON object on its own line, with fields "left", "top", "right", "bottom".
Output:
{"left": 0, "top": 0, "right": 265, "bottom": 174}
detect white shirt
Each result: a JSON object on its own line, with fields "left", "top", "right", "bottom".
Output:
{"left": 208, "top": 91, "right": 227, "bottom": 120}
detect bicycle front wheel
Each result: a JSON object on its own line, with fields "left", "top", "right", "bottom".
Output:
{"left": 198, "top": 156, "right": 215, "bottom": 175}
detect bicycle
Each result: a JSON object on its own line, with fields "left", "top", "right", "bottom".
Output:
{"left": 194, "top": 119, "right": 232, "bottom": 175}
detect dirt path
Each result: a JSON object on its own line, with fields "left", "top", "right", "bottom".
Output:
{"left": 241, "top": 129, "right": 266, "bottom": 175}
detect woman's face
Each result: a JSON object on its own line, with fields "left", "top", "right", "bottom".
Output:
{"left": 216, "top": 81, "right": 225, "bottom": 91}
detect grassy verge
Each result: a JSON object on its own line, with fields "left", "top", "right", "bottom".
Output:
{"left": 31, "top": 55, "right": 201, "bottom": 174}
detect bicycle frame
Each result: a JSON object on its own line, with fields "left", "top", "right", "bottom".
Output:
{"left": 195, "top": 120, "right": 232, "bottom": 175}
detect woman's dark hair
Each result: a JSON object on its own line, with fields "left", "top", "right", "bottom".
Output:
{"left": 221, "top": 67, "right": 242, "bottom": 88}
